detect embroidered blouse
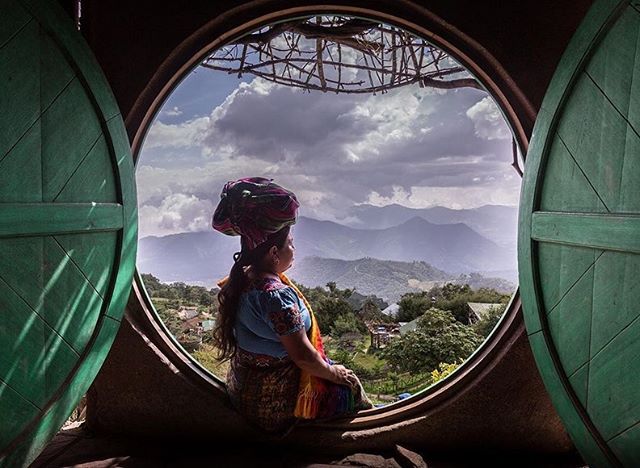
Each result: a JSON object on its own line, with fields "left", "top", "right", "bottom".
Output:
{"left": 235, "top": 277, "right": 311, "bottom": 358}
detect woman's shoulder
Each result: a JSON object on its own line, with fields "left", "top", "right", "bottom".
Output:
{"left": 245, "top": 277, "right": 297, "bottom": 301}
{"left": 249, "top": 277, "right": 291, "bottom": 293}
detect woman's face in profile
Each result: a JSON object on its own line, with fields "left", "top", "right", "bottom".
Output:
{"left": 276, "top": 233, "right": 295, "bottom": 273}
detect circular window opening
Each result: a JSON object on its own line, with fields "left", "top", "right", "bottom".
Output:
{"left": 135, "top": 15, "right": 523, "bottom": 408}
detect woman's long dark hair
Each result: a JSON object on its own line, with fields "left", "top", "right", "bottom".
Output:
{"left": 214, "top": 226, "right": 290, "bottom": 360}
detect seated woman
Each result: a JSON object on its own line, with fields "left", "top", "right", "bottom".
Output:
{"left": 212, "top": 177, "right": 372, "bottom": 434}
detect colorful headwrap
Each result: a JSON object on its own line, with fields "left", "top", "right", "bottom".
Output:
{"left": 212, "top": 177, "right": 299, "bottom": 250}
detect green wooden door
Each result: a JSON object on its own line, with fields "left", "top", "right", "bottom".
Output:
{"left": 0, "top": 0, "right": 137, "bottom": 466}
{"left": 519, "top": 0, "right": 640, "bottom": 466}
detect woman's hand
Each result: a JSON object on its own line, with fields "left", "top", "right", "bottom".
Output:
{"left": 330, "top": 364, "right": 359, "bottom": 389}
{"left": 279, "top": 329, "right": 360, "bottom": 388}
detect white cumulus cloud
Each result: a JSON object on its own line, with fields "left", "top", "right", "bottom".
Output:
{"left": 138, "top": 193, "right": 214, "bottom": 238}
{"left": 366, "top": 182, "right": 520, "bottom": 209}
{"left": 163, "top": 106, "right": 183, "bottom": 117}
{"left": 137, "top": 73, "right": 518, "bottom": 234}
{"left": 143, "top": 116, "right": 210, "bottom": 149}
{"left": 466, "top": 96, "right": 511, "bottom": 140}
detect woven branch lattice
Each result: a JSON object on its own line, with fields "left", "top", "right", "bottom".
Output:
{"left": 202, "top": 16, "right": 482, "bottom": 95}
{"left": 202, "top": 16, "right": 523, "bottom": 175}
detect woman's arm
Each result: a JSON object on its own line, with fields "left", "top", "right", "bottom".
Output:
{"left": 279, "top": 329, "right": 356, "bottom": 387}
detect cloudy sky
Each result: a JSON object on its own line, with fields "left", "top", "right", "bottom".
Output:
{"left": 137, "top": 54, "right": 521, "bottom": 238}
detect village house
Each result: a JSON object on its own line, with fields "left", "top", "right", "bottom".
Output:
{"left": 399, "top": 318, "right": 420, "bottom": 335}
{"left": 381, "top": 303, "right": 400, "bottom": 318}
{"left": 177, "top": 306, "right": 199, "bottom": 320}
{"left": 367, "top": 322, "right": 401, "bottom": 349}
{"left": 466, "top": 302, "right": 502, "bottom": 324}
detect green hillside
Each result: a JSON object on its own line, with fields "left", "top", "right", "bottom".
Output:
{"left": 290, "top": 256, "right": 515, "bottom": 302}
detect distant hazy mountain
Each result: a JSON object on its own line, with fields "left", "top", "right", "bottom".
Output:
{"left": 343, "top": 204, "right": 518, "bottom": 248}
{"left": 289, "top": 256, "right": 515, "bottom": 302}
{"left": 292, "top": 216, "right": 515, "bottom": 274}
{"left": 138, "top": 215, "right": 516, "bottom": 287}
{"left": 289, "top": 256, "right": 450, "bottom": 302}
{"left": 138, "top": 231, "right": 238, "bottom": 286}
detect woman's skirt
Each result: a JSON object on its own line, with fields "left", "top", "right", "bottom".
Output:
{"left": 226, "top": 348, "right": 300, "bottom": 433}
{"left": 226, "top": 348, "right": 372, "bottom": 433}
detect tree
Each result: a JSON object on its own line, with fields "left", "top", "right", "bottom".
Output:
{"left": 359, "top": 298, "right": 392, "bottom": 324}
{"left": 141, "top": 273, "right": 162, "bottom": 294}
{"left": 315, "top": 296, "right": 354, "bottom": 333}
{"left": 157, "top": 307, "right": 182, "bottom": 337}
{"left": 430, "top": 361, "right": 462, "bottom": 383}
{"left": 426, "top": 283, "right": 510, "bottom": 325}
{"left": 382, "top": 308, "right": 483, "bottom": 373}
{"left": 327, "top": 347, "right": 354, "bottom": 367}
{"left": 435, "top": 283, "right": 471, "bottom": 300}
{"left": 330, "top": 313, "right": 361, "bottom": 337}
{"left": 325, "top": 282, "right": 354, "bottom": 299}
{"left": 473, "top": 304, "right": 507, "bottom": 338}
{"left": 297, "top": 283, "right": 358, "bottom": 333}
{"left": 396, "top": 292, "right": 432, "bottom": 322}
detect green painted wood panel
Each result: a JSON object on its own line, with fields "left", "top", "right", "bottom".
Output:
{"left": 546, "top": 266, "right": 594, "bottom": 376}
{"left": 41, "top": 236, "right": 105, "bottom": 353}
{"left": 0, "top": 276, "right": 48, "bottom": 407}
{"left": 587, "top": 7, "right": 640, "bottom": 139}
{"left": 55, "top": 232, "right": 118, "bottom": 298}
{"left": 555, "top": 75, "right": 628, "bottom": 213}
{"left": 532, "top": 212, "right": 640, "bottom": 253}
{"left": 0, "top": 384, "right": 39, "bottom": 451}
{"left": 569, "top": 362, "right": 590, "bottom": 408}
{"left": 54, "top": 136, "right": 118, "bottom": 203}
{"left": 0, "top": 18, "right": 39, "bottom": 161}
{"left": 0, "top": 238, "right": 44, "bottom": 313}
{"left": 0, "top": 1, "right": 31, "bottom": 48}
{"left": 610, "top": 423, "right": 640, "bottom": 466}
{"left": 0, "top": 270, "right": 82, "bottom": 409}
{"left": 21, "top": 0, "right": 121, "bottom": 121}
{"left": 2, "top": 316, "right": 123, "bottom": 467}
{"left": 588, "top": 316, "right": 640, "bottom": 441}
{"left": 591, "top": 251, "right": 640, "bottom": 356}
{"left": 41, "top": 78, "right": 103, "bottom": 201}
{"left": 0, "top": 203, "right": 123, "bottom": 237}
{"left": 0, "top": 0, "right": 137, "bottom": 465}
{"left": 0, "top": 120, "right": 41, "bottom": 202}
{"left": 537, "top": 243, "right": 600, "bottom": 315}
{"left": 618, "top": 128, "right": 640, "bottom": 212}
{"left": 527, "top": 332, "right": 611, "bottom": 468}
{"left": 39, "top": 25, "right": 75, "bottom": 112}
{"left": 519, "top": 0, "right": 640, "bottom": 465}
{"left": 539, "top": 137, "right": 608, "bottom": 213}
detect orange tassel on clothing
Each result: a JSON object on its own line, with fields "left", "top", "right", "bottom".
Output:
{"left": 280, "top": 274, "right": 355, "bottom": 419}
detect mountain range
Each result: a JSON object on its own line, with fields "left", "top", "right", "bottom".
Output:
{"left": 138, "top": 205, "right": 518, "bottom": 291}
{"left": 288, "top": 256, "right": 515, "bottom": 302}
{"left": 344, "top": 203, "right": 518, "bottom": 248}
{"left": 291, "top": 215, "right": 515, "bottom": 274}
